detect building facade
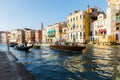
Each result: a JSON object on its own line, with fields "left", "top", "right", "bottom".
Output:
{"left": 42, "top": 22, "right": 67, "bottom": 43}
{"left": 67, "top": 10, "right": 86, "bottom": 43}
{"left": 35, "top": 30, "right": 42, "bottom": 43}
{"left": 24, "top": 28, "right": 35, "bottom": 43}
{"left": 106, "top": 0, "right": 120, "bottom": 43}
{"left": 0, "top": 31, "right": 7, "bottom": 43}
{"left": 91, "top": 13, "right": 109, "bottom": 44}
{"left": 10, "top": 29, "right": 25, "bottom": 44}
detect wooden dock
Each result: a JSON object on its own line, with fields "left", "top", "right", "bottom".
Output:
{"left": 0, "top": 51, "right": 35, "bottom": 80}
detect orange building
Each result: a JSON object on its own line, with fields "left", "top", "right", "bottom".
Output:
{"left": 35, "top": 30, "right": 42, "bottom": 43}
{"left": 85, "top": 5, "right": 102, "bottom": 43}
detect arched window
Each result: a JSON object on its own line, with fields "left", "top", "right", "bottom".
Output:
{"left": 80, "top": 32, "right": 82, "bottom": 36}
{"left": 90, "top": 31, "right": 93, "bottom": 36}
{"left": 76, "top": 33, "right": 78, "bottom": 39}
{"left": 116, "top": 34, "right": 119, "bottom": 40}
{"left": 73, "top": 23, "right": 75, "bottom": 30}
{"left": 95, "top": 30, "right": 97, "bottom": 35}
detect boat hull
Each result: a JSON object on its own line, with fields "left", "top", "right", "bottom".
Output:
{"left": 9, "top": 42, "right": 18, "bottom": 47}
{"left": 50, "top": 45, "right": 85, "bottom": 52}
{"left": 15, "top": 45, "right": 33, "bottom": 51}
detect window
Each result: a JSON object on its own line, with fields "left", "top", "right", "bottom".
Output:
{"left": 71, "top": 18, "right": 72, "bottom": 22}
{"left": 67, "top": 20, "right": 69, "bottom": 23}
{"left": 76, "top": 33, "right": 78, "bottom": 39}
{"left": 80, "top": 32, "right": 82, "bottom": 36}
{"left": 80, "top": 15, "right": 82, "bottom": 19}
{"left": 64, "top": 29, "right": 66, "bottom": 33}
{"left": 73, "top": 24, "right": 75, "bottom": 30}
{"left": 116, "top": 34, "right": 119, "bottom": 40}
{"left": 83, "top": 15, "right": 85, "bottom": 19}
{"left": 83, "top": 25, "right": 85, "bottom": 29}
{"left": 95, "top": 31, "right": 97, "bottom": 35}
{"left": 76, "top": 25, "right": 78, "bottom": 29}
{"left": 73, "top": 17, "right": 75, "bottom": 21}
{"left": 90, "top": 38, "right": 92, "bottom": 41}
{"left": 116, "top": 27, "right": 119, "bottom": 30}
{"left": 80, "top": 25, "right": 82, "bottom": 29}
{"left": 71, "top": 34, "right": 72, "bottom": 39}
{"left": 90, "top": 31, "right": 93, "bottom": 36}
{"left": 76, "top": 16, "right": 78, "bottom": 20}
{"left": 83, "top": 32, "right": 85, "bottom": 36}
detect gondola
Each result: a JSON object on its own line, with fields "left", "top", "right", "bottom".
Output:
{"left": 15, "top": 44, "right": 33, "bottom": 51}
{"left": 9, "top": 42, "right": 18, "bottom": 47}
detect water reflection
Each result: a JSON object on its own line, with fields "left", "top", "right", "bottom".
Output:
{"left": 0, "top": 44, "right": 120, "bottom": 80}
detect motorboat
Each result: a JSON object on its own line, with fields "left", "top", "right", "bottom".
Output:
{"left": 50, "top": 44, "right": 85, "bottom": 52}
{"left": 50, "top": 38, "right": 86, "bottom": 52}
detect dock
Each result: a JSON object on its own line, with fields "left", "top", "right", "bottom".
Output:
{"left": 0, "top": 51, "right": 35, "bottom": 80}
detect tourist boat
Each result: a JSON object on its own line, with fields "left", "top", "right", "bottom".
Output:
{"left": 50, "top": 44, "right": 86, "bottom": 52}
{"left": 15, "top": 44, "right": 33, "bottom": 51}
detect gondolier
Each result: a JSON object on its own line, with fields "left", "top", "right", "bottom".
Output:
{"left": 24, "top": 40, "right": 28, "bottom": 47}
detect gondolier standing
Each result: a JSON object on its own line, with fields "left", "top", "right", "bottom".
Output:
{"left": 24, "top": 40, "right": 28, "bottom": 47}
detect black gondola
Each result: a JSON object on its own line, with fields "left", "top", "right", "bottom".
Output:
{"left": 15, "top": 44, "right": 33, "bottom": 51}
{"left": 9, "top": 42, "right": 18, "bottom": 47}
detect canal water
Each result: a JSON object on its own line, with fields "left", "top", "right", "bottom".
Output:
{"left": 0, "top": 44, "right": 120, "bottom": 80}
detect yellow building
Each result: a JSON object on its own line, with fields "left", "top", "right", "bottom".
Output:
{"left": 67, "top": 10, "right": 86, "bottom": 43}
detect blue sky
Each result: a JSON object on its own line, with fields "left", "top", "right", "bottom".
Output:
{"left": 0, "top": 0, "right": 107, "bottom": 31}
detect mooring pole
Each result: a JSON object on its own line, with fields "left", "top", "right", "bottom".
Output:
{"left": 7, "top": 31, "right": 9, "bottom": 51}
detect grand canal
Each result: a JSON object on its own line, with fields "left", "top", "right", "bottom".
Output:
{"left": 0, "top": 44, "right": 120, "bottom": 80}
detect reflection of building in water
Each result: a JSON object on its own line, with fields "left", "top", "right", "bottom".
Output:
{"left": 93, "top": 45, "right": 120, "bottom": 79}
{"left": 63, "top": 57, "right": 85, "bottom": 72}
{"left": 63, "top": 55, "right": 114, "bottom": 79}
{"left": 62, "top": 45, "right": 120, "bottom": 79}
{"left": 106, "top": 47, "right": 120, "bottom": 80}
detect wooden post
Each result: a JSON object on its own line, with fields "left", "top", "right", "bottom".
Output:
{"left": 6, "top": 31, "right": 9, "bottom": 51}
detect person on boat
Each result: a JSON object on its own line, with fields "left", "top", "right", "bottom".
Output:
{"left": 55, "top": 41, "right": 59, "bottom": 45}
{"left": 24, "top": 40, "right": 28, "bottom": 47}
{"left": 61, "top": 39, "right": 66, "bottom": 45}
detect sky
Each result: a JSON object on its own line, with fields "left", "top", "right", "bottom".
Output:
{"left": 0, "top": 0, "right": 107, "bottom": 31}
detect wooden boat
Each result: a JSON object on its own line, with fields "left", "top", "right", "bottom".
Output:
{"left": 50, "top": 44, "right": 86, "bottom": 52}
{"left": 15, "top": 44, "right": 33, "bottom": 51}
{"left": 33, "top": 45, "right": 40, "bottom": 49}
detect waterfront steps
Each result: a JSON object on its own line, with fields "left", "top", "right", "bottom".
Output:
{"left": 0, "top": 51, "right": 35, "bottom": 80}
